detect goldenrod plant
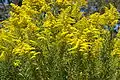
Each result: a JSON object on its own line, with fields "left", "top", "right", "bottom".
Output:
{"left": 0, "top": 0, "right": 120, "bottom": 80}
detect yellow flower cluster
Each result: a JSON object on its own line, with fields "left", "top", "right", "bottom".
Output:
{"left": 0, "top": 0, "right": 119, "bottom": 61}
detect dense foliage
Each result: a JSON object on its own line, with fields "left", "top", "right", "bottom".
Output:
{"left": 0, "top": 0, "right": 120, "bottom": 80}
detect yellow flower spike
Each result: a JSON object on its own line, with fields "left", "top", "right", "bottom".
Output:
{"left": 68, "top": 39, "right": 80, "bottom": 51}
{"left": 57, "top": 0, "right": 63, "bottom": 3}
{"left": 13, "top": 60, "right": 21, "bottom": 67}
{"left": 0, "top": 51, "right": 5, "bottom": 61}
